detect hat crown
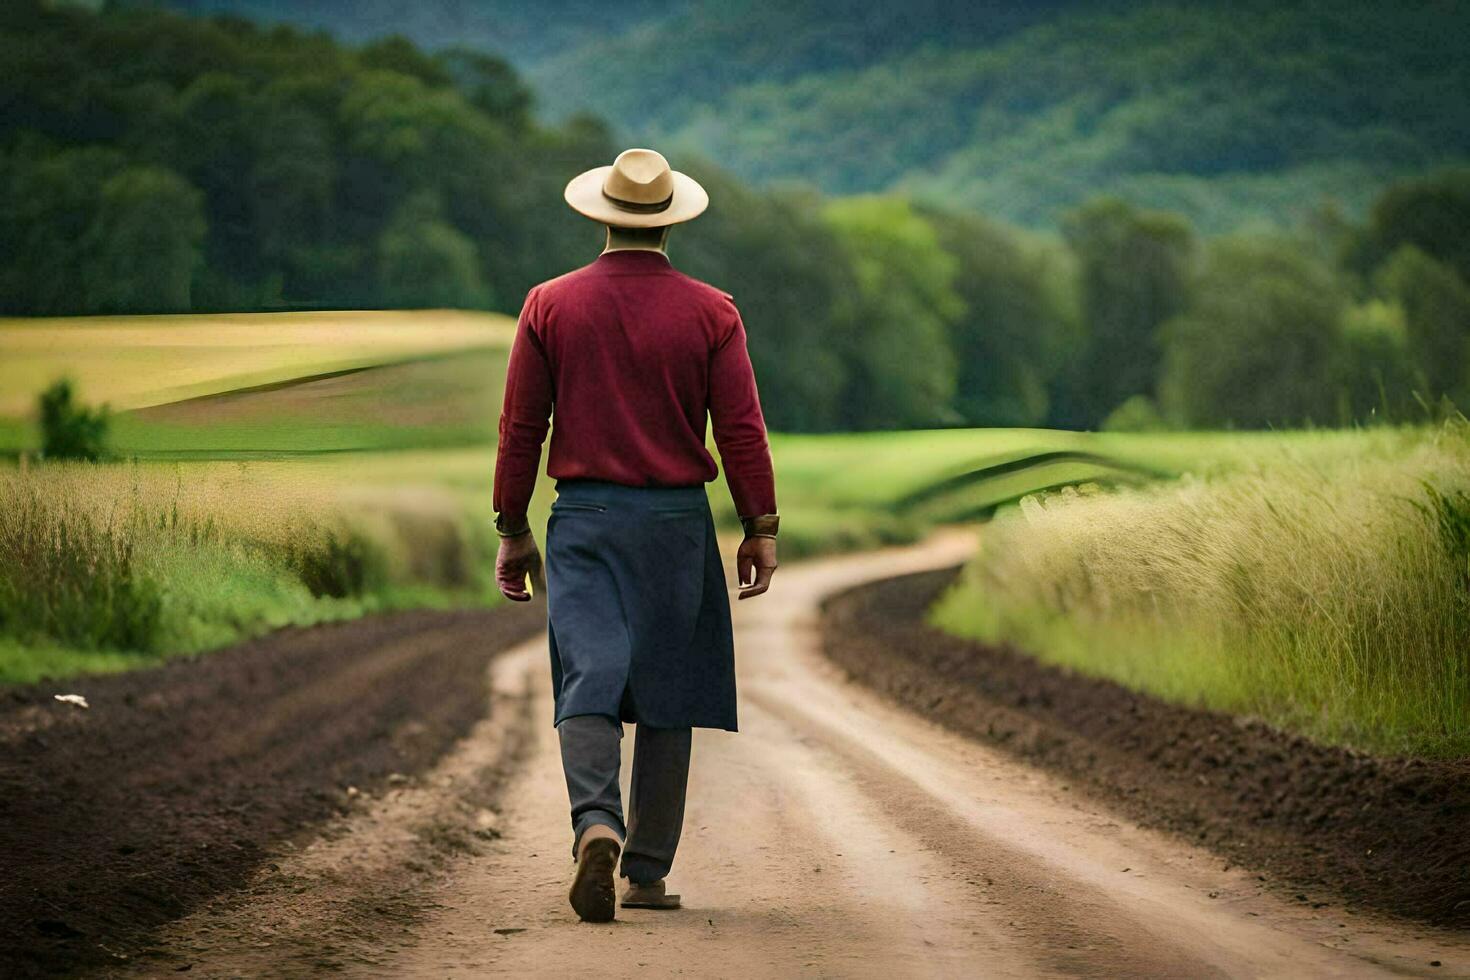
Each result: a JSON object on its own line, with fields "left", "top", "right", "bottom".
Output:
{"left": 602, "top": 148, "right": 674, "bottom": 205}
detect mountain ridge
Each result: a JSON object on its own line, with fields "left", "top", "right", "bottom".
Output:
{"left": 138, "top": 0, "right": 1470, "bottom": 230}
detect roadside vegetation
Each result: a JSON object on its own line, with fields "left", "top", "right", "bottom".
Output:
{"left": 758, "top": 427, "right": 1390, "bottom": 558}
{"left": 0, "top": 455, "right": 500, "bottom": 685}
{"left": 931, "top": 424, "right": 1470, "bottom": 758}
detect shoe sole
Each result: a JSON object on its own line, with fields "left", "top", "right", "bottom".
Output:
{"left": 569, "top": 837, "right": 620, "bottom": 923}
{"left": 621, "top": 895, "right": 682, "bottom": 910}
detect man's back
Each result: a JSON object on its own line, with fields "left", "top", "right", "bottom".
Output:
{"left": 494, "top": 249, "right": 775, "bottom": 521}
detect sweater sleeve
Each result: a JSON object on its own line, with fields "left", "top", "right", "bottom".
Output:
{"left": 708, "top": 302, "right": 777, "bottom": 517}
{"left": 493, "top": 288, "right": 553, "bottom": 521}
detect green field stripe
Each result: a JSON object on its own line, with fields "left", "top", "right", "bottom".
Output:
{"left": 895, "top": 448, "right": 1175, "bottom": 512}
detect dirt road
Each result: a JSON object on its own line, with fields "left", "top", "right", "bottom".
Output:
{"left": 121, "top": 530, "right": 1467, "bottom": 978}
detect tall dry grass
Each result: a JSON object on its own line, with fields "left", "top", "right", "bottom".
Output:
{"left": 0, "top": 459, "right": 491, "bottom": 682}
{"left": 931, "top": 424, "right": 1470, "bottom": 757}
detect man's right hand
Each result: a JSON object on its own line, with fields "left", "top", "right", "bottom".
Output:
{"left": 736, "top": 536, "right": 777, "bottom": 600}
{"left": 496, "top": 532, "right": 543, "bottom": 602}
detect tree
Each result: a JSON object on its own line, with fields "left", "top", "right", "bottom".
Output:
{"left": 170, "top": 72, "right": 259, "bottom": 283}
{"left": 377, "top": 191, "right": 490, "bottom": 309}
{"left": 247, "top": 88, "right": 335, "bottom": 276}
{"left": 0, "top": 7, "right": 600, "bottom": 316}
{"left": 38, "top": 379, "right": 109, "bottom": 461}
{"left": 925, "top": 208, "right": 1076, "bottom": 426}
{"left": 679, "top": 169, "right": 854, "bottom": 431}
{"left": 80, "top": 166, "right": 205, "bottom": 313}
{"left": 822, "top": 197, "right": 962, "bottom": 429}
{"left": 437, "top": 48, "right": 533, "bottom": 129}
{"left": 1349, "top": 168, "right": 1470, "bottom": 286}
{"left": 0, "top": 143, "right": 126, "bottom": 314}
{"left": 1328, "top": 299, "right": 1419, "bottom": 424}
{"left": 1375, "top": 246, "right": 1470, "bottom": 407}
{"left": 1159, "top": 237, "right": 1345, "bottom": 428}
{"left": 359, "top": 35, "right": 453, "bottom": 88}
{"left": 1055, "top": 197, "right": 1194, "bottom": 428}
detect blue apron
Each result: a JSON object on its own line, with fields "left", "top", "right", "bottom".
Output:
{"left": 544, "top": 480, "right": 737, "bottom": 731}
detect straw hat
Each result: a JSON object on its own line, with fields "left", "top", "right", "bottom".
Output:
{"left": 564, "top": 148, "right": 709, "bottom": 228}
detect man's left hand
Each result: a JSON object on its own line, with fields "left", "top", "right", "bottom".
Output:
{"left": 496, "top": 532, "right": 543, "bottom": 601}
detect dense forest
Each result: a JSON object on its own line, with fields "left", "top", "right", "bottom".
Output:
{"left": 4, "top": 1, "right": 1469, "bottom": 433}
{"left": 147, "top": 0, "right": 1470, "bottom": 232}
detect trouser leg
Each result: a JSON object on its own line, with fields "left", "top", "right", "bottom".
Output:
{"left": 621, "top": 724, "right": 692, "bottom": 885}
{"left": 557, "top": 714, "right": 625, "bottom": 857}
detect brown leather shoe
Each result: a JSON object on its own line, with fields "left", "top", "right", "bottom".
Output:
{"left": 621, "top": 879, "right": 681, "bottom": 910}
{"left": 569, "top": 827, "right": 621, "bottom": 923}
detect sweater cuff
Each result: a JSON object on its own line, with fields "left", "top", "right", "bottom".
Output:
{"left": 740, "top": 514, "right": 779, "bottom": 539}
{"left": 495, "top": 512, "right": 532, "bottom": 538}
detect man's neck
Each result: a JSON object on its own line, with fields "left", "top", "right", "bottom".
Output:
{"left": 602, "top": 226, "right": 669, "bottom": 255}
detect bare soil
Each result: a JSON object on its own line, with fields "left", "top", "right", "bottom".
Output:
{"left": 820, "top": 566, "right": 1470, "bottom": 929}
{"left": 0, "top": 601, "right": 545, "bottom": 977}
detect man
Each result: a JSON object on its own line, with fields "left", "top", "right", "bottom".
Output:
{"left": 492, "top": 148, "right": 779, "bottom": 923}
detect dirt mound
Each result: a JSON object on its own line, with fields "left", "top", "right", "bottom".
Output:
{"left": 821, "top": 568, "right": 1470, "bottom": 928}
{"left": 0, "top": 601, "right": 545, "bottom": 978}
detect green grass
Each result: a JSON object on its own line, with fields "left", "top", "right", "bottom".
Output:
{"left": 930, "top": 423, "right": 1470, "bottom": 758}
{"left": 0, "top": 637, "right": 159, "bottom": 686}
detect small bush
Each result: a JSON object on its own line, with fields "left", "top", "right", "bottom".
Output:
{"left": 388, "top": 509, "right": 475, "bottom": 588}
{"left": 290, "top": 525, "right": 391, "bottom": 598}
{"left": 38, "top": 379, "right": 110, "bottom": 461}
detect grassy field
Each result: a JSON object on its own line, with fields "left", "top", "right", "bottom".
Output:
{"left": 931, "top": 423, "right": 1470, "bottom": 758}
{"left": 6, "top": 306, "right": 1457, "bottom": 760}
{"left": 109, "top": 350, "right": 509, "bottom": 455}
{"left": 0, "top": 310, "right": 518, "bottom": 683}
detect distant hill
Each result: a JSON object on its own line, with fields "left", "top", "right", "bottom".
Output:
{"left": 138, "top": 1, "right": 1470, "bottom": 230}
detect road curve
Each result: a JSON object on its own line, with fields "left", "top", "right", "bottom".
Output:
{"left": 148, "top": 532, "right": 1469, "bottom": 978}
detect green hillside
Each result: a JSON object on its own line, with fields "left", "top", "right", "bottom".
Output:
{"left": 143, "top": 0, "right": 1470, "bottom": 230}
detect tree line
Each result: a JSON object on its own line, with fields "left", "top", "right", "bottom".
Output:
{"left": 3, "top": 2, "right": 1467, "bottom": 432}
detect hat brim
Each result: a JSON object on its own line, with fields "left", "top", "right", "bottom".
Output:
{"left": 564, "top": 166, "right": 709, "bottom": 228}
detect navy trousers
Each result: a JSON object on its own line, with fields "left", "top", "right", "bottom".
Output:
{"left": 544, "top": 480, "right": 737, "bottom": 731}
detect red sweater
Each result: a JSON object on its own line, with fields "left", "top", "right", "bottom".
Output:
{"left": 493, "top": 249, "right": 777, "bottom": 520}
